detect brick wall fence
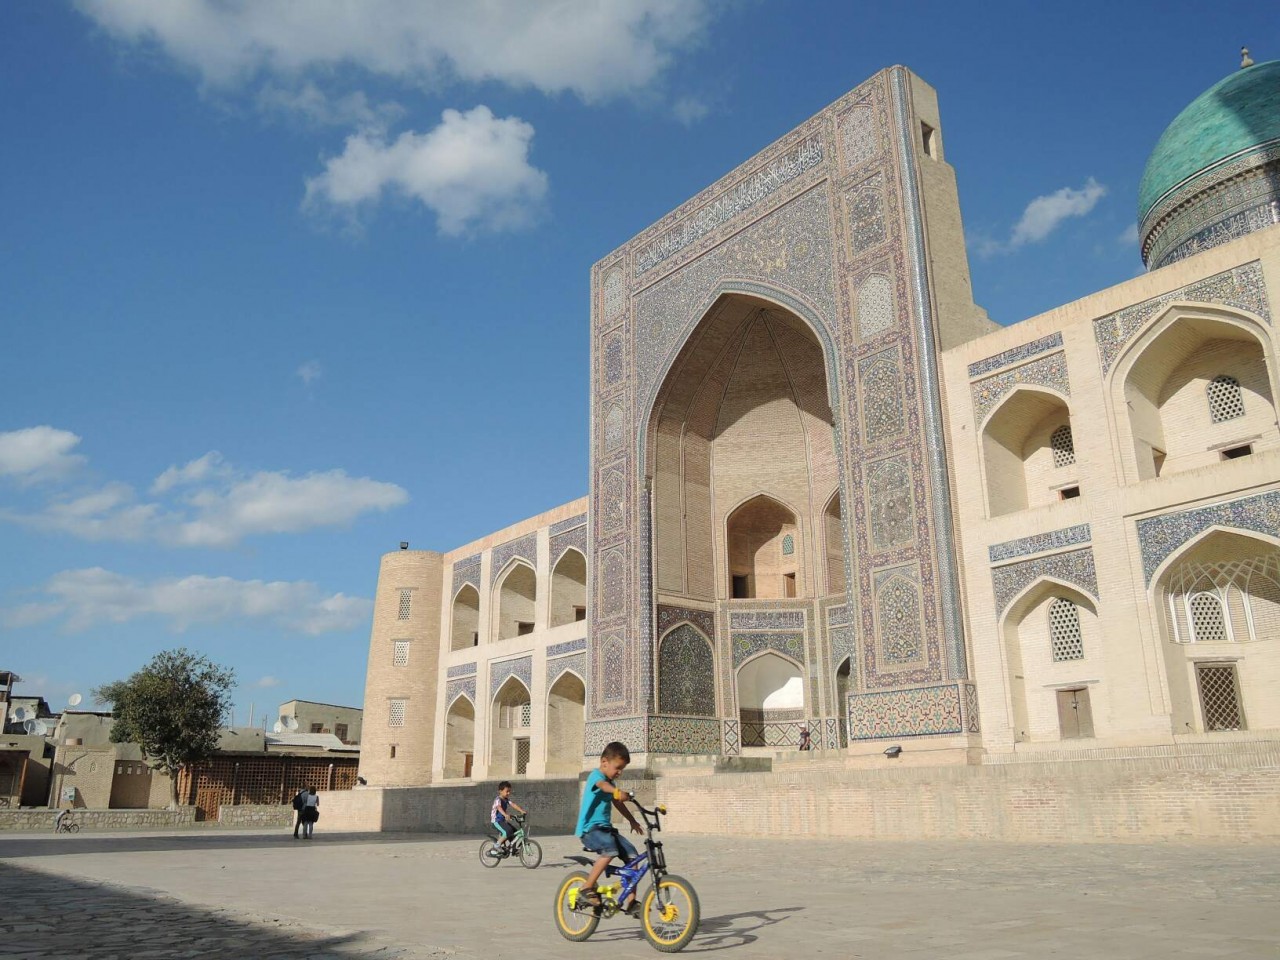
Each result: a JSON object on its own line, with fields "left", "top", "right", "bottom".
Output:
{"left": 0, "top": 807, "right": 198, "bottom": 832}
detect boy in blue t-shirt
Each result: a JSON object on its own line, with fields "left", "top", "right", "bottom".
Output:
{"left": 575, "top": 741, "right": 643, "bottom": 912}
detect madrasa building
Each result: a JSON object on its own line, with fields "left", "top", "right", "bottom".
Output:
{"left": 354, "top": 57, "right": 1280, "bottom": 822}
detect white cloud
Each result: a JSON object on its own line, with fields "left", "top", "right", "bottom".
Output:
{"left": 254, "top": 675, "right": 283, "bottom": 688}
{"left": 4, "top": 567, "right": 372, "bottom": 635}
{"left": 672, "top": 95, "right": 709, "bottom": 126}
{"left": 1118, "top": 223, "right": 1139, "bottom": 247}
{"left": 1009, "top": 178, "right": 1107, "bottom": 248}
{"left": 152, "top": 451, "right": 227, "bottom": 494}
{"left": 0, "top": 426, "right": 86, "bottom": 483}
{"left": 304, "top": 106, "right": 549, "bottom": 234}
{"left": 73, "top": 0, "right": 712, "bottom": 103}
{"left": 296, "top": 360, "right": 323, "bottom": 385}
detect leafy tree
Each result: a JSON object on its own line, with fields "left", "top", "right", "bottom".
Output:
{"left": 93, "top": 648, "right": 236, "bottom": 808}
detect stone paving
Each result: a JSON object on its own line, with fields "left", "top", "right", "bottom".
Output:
{"left": 1, "top": 828, "right": 1279, "bottom": 959}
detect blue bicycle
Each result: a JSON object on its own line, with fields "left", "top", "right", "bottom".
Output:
{"left": 553, "top": 794, "right": 700, "bottom": 953}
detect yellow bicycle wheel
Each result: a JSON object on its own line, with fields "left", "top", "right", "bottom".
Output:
{"left": 641, "top": 874, "right": 700, "bottom": 953}
{"left": 554, "top": 871, "right": 600, "bottom": 942}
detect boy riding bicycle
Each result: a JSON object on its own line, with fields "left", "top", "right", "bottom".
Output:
{"left": 575, "top": 741, "right": 643, "bottom": 915}
{"left": 490, "top": 780, "right": 526, "bottom": 854}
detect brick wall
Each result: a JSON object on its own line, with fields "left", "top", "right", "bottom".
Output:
{"left": 217, "top": 803, "right": 294, "bottom": 827}
{"left": 0, "top": 807, "right": 197, "bottom": 832}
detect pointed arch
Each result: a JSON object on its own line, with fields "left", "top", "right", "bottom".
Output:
{"left": 451, "top": 583, "right": 481, "bottom": 651}
{"left": 549, "top": 547, "right": 587, "bottom": 628}
{"left": 494, "top": 559, "right": 538, "bottom": 641}
{"left": 490, "top": 675, "right": 532, "bottom": 777}
{"left": 822, "top": 488, "right": 847, "bottom": 597}
{"left": 545, "top": 670, "right": 585, "bottom": 775}
{"left": 725, "top": 493, "right": 802, "bottom": 599}
{"left": 980, "top": 384, "right": 1076, "bottom": 518}
{"left": 736, "top": 649, "right": 805, "bottom": 748}
{"left": 657, "top": 622, "right": 716, "bottom": 716}
{"left": 443, "top": 695, "right": 475, "bottom": 779}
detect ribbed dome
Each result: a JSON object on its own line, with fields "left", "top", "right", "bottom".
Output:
{"left": 1138, "top": 60, "right": 1280, "bottom": 269}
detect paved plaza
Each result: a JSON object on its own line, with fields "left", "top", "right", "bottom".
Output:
{"left": 1, "top": 828, "right": 1278, "bottom": 959}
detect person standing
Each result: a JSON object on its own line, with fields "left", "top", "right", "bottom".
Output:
{"left": 301, "top": 787, "right": 319, "bottom": 839}
{"left": 291, "top": 787, "right": 307, "bottom": 839}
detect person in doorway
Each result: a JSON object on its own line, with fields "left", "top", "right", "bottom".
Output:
{"left": 300, "top": 787, "right": 319, "bottom": 839}
{"left": 291, "top": 786, "right": 307, "bottom": 839}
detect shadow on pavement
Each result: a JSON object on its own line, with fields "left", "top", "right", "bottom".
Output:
{"left": 0, "top": 860, "right": 413, "bottom": 959}
{"left": 0, "top": 829, "right": 457, "bottom": 860}
{"left": 593, "top": 905, "right": 803, "bottom": 952}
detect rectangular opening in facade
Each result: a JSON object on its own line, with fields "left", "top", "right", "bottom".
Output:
{"left": 516, "top": 621, "right": 535, "bottom": 636}
{"left": 1196, "top": 663, "right": 1245, "bottom": 731}
{"left": 574, "top": 605, "right": 587, "bottom": 621}
{"left": 515, "top": 738, "right": 530, "bottom": 775}
{"left": 472, "top": 631, "right": 480, "bottom": 646}
{"left": 335, "top": 723, "right": 348, "bottom": 742}
{"left": 1058, "top": 486, "right": 1081, "bottom": 500}
{"left": 921, "top": 122, "right": 936, "bottom": 158}
{"left": 1056, "top": 687, "right": 1094, "bottom": 739}
{"left": 1221, "top": 444, "right": 1253, "bottom": 460}
{"left": 783, "top": 572, "right": 797, "bottom": 597}
{"left": 732, "top": 574, "right": 750, "bottom": 599}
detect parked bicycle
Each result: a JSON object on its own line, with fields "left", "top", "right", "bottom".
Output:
{"left": 54, "top": 812, "right": 79, "bottom": 834}
{"left": 553, "top": 794, "right": 700, "bottom": 953}
{"left": 479, "top": 812, "right": 542, "bottom": 869}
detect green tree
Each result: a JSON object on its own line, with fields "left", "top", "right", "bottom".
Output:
{"left": 92, "top": 648, "right": 236, "bottom": 808}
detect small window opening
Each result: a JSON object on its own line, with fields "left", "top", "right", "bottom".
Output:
{"left": 472, "top": 631, "right": 479, "bottom": 647}
{"left": 516, "top": 621, "right": 535, "bottom": 636}
{"left": 389, "top": 744, "right": 397, "bottom": 758}
{"left": 921, "top": 122, "right": 936, "bottom": 158}
{"left": 1058, "top": 486, "right": 1081, "bottom": 500}
{"left": 1207, "top": 375, "right": 1244, "bottom": 423}
{"left": 731, "top": 574, "right": 750, "bottom": 599}
{"left": 1221, "top": 444, "right": 1253, "bottom": 460}
{"left": 1050, "top": 424, "right": 1076, "bottom": 468}
{"left": 573, "top": 605, "right": 587, "bottom": 622}
{"left": 310, "top": 722, "right": 324, "bottom": 734}
{"left": 783, "top": 572, "right": 797, "bottom": 598}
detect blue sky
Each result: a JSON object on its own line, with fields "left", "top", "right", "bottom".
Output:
{"left": 1, "top": 1, "right": 1272, "bottom": 725}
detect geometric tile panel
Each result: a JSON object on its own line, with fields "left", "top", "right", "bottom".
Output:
{"left": 657, "top": 605, "right": 716, "bottom": 641}
{"left": 838, "top": 102, "right": 880, "bottom": 173}
{"left": 847, "top": 682, "right": 963, "bottom": 740}
{"left": 551, "top": 523, "right": 587, "bottom": 566}
{"left": 490, "top": 533, "right": 538, "bottom": 585}
{"left": 547, "top": 653, "right": 586, "bottom": 694}
{"left": 988, "top": 524, "right": 1092, "bottom": 563}
{"left": 446, "top": 662, "right": 476, "bottom": 678}
{"left": 992, "top": 548, "right": 1098, "bottom": 617}
{"left": 647, "top": 716, "right": 722, "bottom": 755}
{"left": 445, "top": 676, "right": 476, "bottom": 707}
{"left": 968, "top": 332, "right": 1065, "bottom": 378}
{"left": 1136, "top": 489, "right": 1280, "bottom": 585}
{"left": 731, "top": 631, "right": 806, "bottom": 667}
{"left": 971, "top": 351, "right": 1071, "bottom": 426}
{"left": 867, "top": 456, "right": 915, "bottom": 551}
{"left": 875, "top": 574, "right": 924, "bottom": 665}
{"left": 657, "top": 624, "right": 717, "bottom": 716}
{"left": 489, "top": 656, "right": 533, "bottom": 698}
{"left": 550, "top": 513, "right": 588, "bottom": 537}
{"left": 451, "top": 554, "right": 482, "bottom": 595}
{"left": 856, "top": 272, "right": 895, "bottom": 340}
{"left": 584, "top": 717, "right": 647, "bottom": 758}
{"left": 547, "top": 638, "right": 587, "bottom": 657}
{"left": 860, "top": 350, "right": 906, "bottom": 443}
{"left": 728, "top": 609, "right": 806, "bottom": 631}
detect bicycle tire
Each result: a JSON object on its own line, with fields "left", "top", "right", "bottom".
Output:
{"left": 519, "top": 838, "right": 542, "bottom": 869}
{"left": 553, "top": 870, "right": 600, "bottom": 942}
{"left": 68, "top": 823, "right": 80, "bottom": 833}
{"left": 478, "top": 838, "right": 501, "bottom": 868}
{"left": 641, "top": 874, "right": 700, "bottom": 953}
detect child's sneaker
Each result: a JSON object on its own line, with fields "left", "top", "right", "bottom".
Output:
{"left": 621, "top": 900, "right": 642, "bottom": 919}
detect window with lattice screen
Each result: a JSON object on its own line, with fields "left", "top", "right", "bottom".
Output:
{"left": 1050, "top": 424, "right": 1076, "bottom": 468}
{"left": 388, "top": 699, "right": 406, "bottom": 727}
{"left": 397, "top": 589, "right": 412, "bottom": 620}
{"left": 1196, "top": 664, "right": 1244, "bottom": 731}
{"left": 1189, "top": 592, "right": 1228, "bottom": 642}
{"left": 515, "top": 738, "right": 531, "bottom": 775}
{"left": 781, "top": 534, "right": 795, "bottom": 556}
{"left": 1048, "top": 598, "right": 1084, "bottom": 661}
{"left": 1207, "top": 375, "right": 1244, "bottom": 423}
{"left": 519, "top": 702, "right": 531, "bottom": 728}
{"left": 393, "top": 641, "right": 409, "bottom": 666}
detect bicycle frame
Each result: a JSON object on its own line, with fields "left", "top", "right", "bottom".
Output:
{"left": 600, "top": 798, "right": 669, "bottom": 908}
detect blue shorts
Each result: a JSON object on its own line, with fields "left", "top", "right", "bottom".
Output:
{"left": 580, "top": 825, "right": 638, "bottom": 862}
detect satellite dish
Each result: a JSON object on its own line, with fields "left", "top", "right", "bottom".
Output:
{"left": 24, "top": 718, "right": 49, "bottom": 736}
{"left": 272, "top": 721, "right": 283, "bottom": 733}
{"left": 68, "top": 693, "right": 83, "bottom": 707}
{"left": 282, "top": 716, "right": 299, "bottom": 732}
{"left": 12, "top": 706, "right": 33, "bottom": 723}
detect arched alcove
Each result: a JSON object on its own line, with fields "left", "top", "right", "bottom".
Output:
{"left": 1154, "top": 528, "right": 1280, "bottom": 733}
{"left": 549, "top": 549, "right": 587, "bottom": 628}
{"left": 495, "top": 561, "right": 538, "bottom": 641}
{"left": 657, "top": 623, "right": 716, "bottom": 716}
{"left": 451, "top": 584, "right": 480, "bottom": 651}
{"left": 737, "top": 651, "right": 804, "bottom": 747}
{"left": 545, "top": 671, "right": 585, "bottom": 775}
{"left": 726, "top": 495, "right": 801, "bottom": 599}
{"left": 443, "top": 696, "right": 475, "bottom": 779}
{"left": 823, "top": 491, "right": 847, "bottom": 596}
{"left": 1001, "top": 580, "right": 1101, "bottom": 743}
{"left": 981, "top": 387, "right": 1077, "bottom": 517}
{"left": 1117, "top": 312, "right": 1279, "bottom": 480}
{"left": 834, "top": 657, "right": 851, "bottom": 747}
{"left": 490, "top": 677, "right": 532, "bottom": 776}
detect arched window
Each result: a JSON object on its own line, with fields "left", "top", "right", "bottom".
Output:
{"left": 1207, "top": 375, "right": 1244, "bottom": 423}
{"left": 1048, "top": 597, "right": 1084, "bottom": 661}
{"left": 781, "top": 534, "right": 795, "bottom": 556}
{"left": 1189, "top": 591, "right": 1228, "bottom": 642}
{"left": 1050, "top": 424, "right": 1076, "bottom": 468}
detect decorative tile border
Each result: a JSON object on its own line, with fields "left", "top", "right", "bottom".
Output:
{"left": 451, "top": 555, "right": 481, "bottom": 596}
{"left": 489, "top": 656, "right": 533, "bottom": 697}
{"left": 971, "top": 351, "right": 1071, "bottom": 425}
{"left": 550, "top": 523, "right": 587, "bottom": 565}
{"left": 991, "top": 548, "right": 1098, "bottom": 617}
{"left": 968, "top": 332, "right": 1064, "bottom": 378}
{"left": 1137, "top": 489, "right": 1280, "bottom": 585}
{"left": 490, "top": 533, "right": 538, "bottom": 584}
{"left": 826, "top": 603, "right": 851, "bottom": 628}
{"left": 550, "top": 513, "right": 588, "bottom": 536}
{"left": 731, "top": 631, "right": 805, "bottom": 666}
{"left": 446, "top": 662, "right": 476, "bottom": 678}
{"left": 721, "top": 718, "right": 741, "bottom": 756}
{"left": 988, "top": 524, "right": 1092, "bottom": 563}
{"left": 584, "top": 717, "right": 646, "bottom": 758}
{"left": 1093, "top": 261, "right": 1270, "bottom": 375}
{"left": 547, "top": 638, "right": 587, "bottom": 657}
{"left": 657, "top": 604, "right": 715, "bottom": 640}
{"left": 848, "top": 682, "right": 965, "bottom": 740}
{"left": 647, "top": 715, "right": 722, "bottom": 755}
{"left": 830, "top": 625, "right": 856, "bottom": 667}
{"left": 444, "top": 676, "right": 476, "bottom": 707}
{"left": 547, "top": 653, "right": 586, "bottom": 694}
{"left": 728, "top": 609, "right": 806, "bottom": 631}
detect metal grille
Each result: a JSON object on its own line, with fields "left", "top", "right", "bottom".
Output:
{"left": 1207, "top": 375, "right": 1244, "bottom": 423}
{"left": 1189, "top": 592, "right": 1228, "bottom": 642}
{"left": 393, "top": 641, "right": 409, "bottom": 666}
{"left": 781, "top": 534, "right": 795, "bottom": 556}
{"left": 515, "top": 738, "right": 530, "bottom": 775}
{"left": 1196, "top": 664, "right": 1244, "bottom": 731}
{"left": 1048, "top": 598, "right": 1084, "bottom": 661}
{"left": 397, "top": 589, "right": 412, "bottom": 620}
{"left": 1050, "top": 424, "right": 1076, "bottom": 467}
{"left": 388, "top": 698, "right": 406, "bottom": 727}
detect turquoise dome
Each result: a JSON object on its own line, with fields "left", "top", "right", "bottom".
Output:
{"left": 1138, "top": 60, "right": 1280, "bottom": 227}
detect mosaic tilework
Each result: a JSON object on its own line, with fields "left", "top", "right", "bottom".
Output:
{"left": 967, "top": 332, "right": 1064, "bottom": 378}
{"left": 964, "top": 682, "right": 980, "bottom": 733}
{"left": 988, "top": 524, "right": 1092, "bottom": 563}
{"left": 971, "top": 351, "right": 1071, "bottom": 425}
{"left": 859, "top": 349, "right": 905, "bottom": 442}
{"left": 603, "top": 402, "right": 626, "bottom": 453}
{"left": 856, "top": 272, "right": 895, "bottom": 341}
{"left": 838, "top": 102, "right": 880, "bottom": 173}
{"left": 602, "top": 264, "right": 626, "bottom": 320}
{"left": 446, "top": 662, "right": 476, "bottom": 678}
{"left": 848, "top": 683, "right": 962, "bottom": 740}
{"left": 633, "top": 185, "right": 838, "bottom": 404}
{"left": 550, "top": 514, "right": 588, "bottom": 537}
{"left": 489, "top": 656, "right": 533, "bottom": 697}
{"left": 584, "top": 717, "right": 646, "bottom": 758}
{"left": 830, "top": 625, "right": 856, "bottom": 668}
{"left": 1136, "top": 489, "right": 1280, "bottom": 585}
{"left": 867, "top": 455, "right": 915, "bottom": 551}
{"left": 601, "top": 636, "right": 626, "bottom": 701}
{"left": 991, "top": 548, "right": 1098, "bottom": 617}
{"left": 550, "top": 523, "right": 587, "bottom": 566}
{"left": 635, "top": 137, "right": 824, "bottom": 275}
{"left": 648, "top": 716, "right": 722, "bottom": 754}
{"left": 1143, "top": 145, "right": 1280, "bottom": 239}
{"left": 728, "top": 609, "right": 806, "bottom": 631}
{"left": 490, "top": 533, "right": 538, "bottom": 585}
{"left": 451, "top": 555, "right": 481, "bottom": 596}
{"left": 445, "top": 676, "right": 476, "bottom": 707}
{"left": 598, "top": 547, "right": 627, "bottom": 618}
{"left": 548, "top": 638, "right": 587, "bottom": 657}
{"left": 826, "top": 603, "right": 852, "bottom": 627}
{"left": 876, "top": 572, "right": 923, "bottom": 666}
{"left": 721, "top": 718, "right": 741, "bottom": 755}
{"left": 1093, "top": 262, "right": 1271, "bottom": 375}
{"left": 657, "top": 624, "right": 716, "bottom": 716}
{"left": 847, "top": 172, "right": 887, "bottom": 255}
{"left": 657, "top": 605, "right": 715, "bottom": 642}
{"left": 598, "top": 468, "right": 627, "bottom": 536}
{"left": 731, "top": 631, "right": 805, "bottom": 666}
{"left": 547, "top": 653, "right": 586, "bottom": 694}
